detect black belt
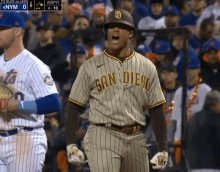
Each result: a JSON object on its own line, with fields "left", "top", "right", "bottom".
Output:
{"left": 0, "top": 127, "right": 34, "bottom": 137}
{"left": 95, "top": 123, "right": 143, "bottom": 135}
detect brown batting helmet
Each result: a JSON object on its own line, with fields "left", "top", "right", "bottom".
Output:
{"left": 104, "top": 9, "right": 134, "bottom": 39}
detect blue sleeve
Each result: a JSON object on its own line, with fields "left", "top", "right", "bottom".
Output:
{"left": 18, "top": 93, "right": 61, "bottom": 115}
{"left": 36, "top": 93, "right": 61, "bottom": 114}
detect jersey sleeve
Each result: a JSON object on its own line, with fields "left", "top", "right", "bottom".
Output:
{"left": 148, "top": 66, "right": 166, "bottom": 108}
{"left": 68, "top": 65, "right": 91, "bottom": 107}
{"left": 27, "top": 64, "right": 58, "bottom": 99}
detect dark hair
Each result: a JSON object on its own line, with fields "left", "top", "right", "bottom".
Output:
{"left": 200, "top": 18, "right": 215, "bottom": 30}
{"left": 155, "top": 52, "right": 174, "bottom": 67}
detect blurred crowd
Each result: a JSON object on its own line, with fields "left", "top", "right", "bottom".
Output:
{"left": 1, "top": 0, "right": 220, "bottom": 171}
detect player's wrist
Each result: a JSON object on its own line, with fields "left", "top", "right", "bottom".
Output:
{"left": 8, "top": 99, "right": 18, "bottom": 112}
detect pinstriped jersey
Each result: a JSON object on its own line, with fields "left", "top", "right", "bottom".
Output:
{"left": 69, "top": 50, "right": 166, "bottom": 126}
{"left": 0, "top": 49, "right": 58, "bottom": 130}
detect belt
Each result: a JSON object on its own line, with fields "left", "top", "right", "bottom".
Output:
{"left": 0, "top": 127, "right": 34, "bottom": 137}
{"left": 95, "top": 123, "right": 143, "bottom": 135}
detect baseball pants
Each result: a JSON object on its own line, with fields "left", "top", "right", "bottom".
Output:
{"left": 0, "top": 128, "right": 47, "bottom": 172}
{"left": 84, "top": 124, "right": 149, "bottom": 172}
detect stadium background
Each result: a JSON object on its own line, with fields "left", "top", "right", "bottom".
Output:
{"left": 1, "top": 0, "right": 219, "bottom": 171}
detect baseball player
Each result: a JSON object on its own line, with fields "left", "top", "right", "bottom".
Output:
{"left": 65, "top": 9, "right": 168, "bottom": 172}
{"left": 0, "top": 12, "right": 61, "bottom": 172}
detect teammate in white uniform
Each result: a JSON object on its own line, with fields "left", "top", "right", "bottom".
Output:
{"left": 171, "top": 51, "right": 211, "bottom": 163}
{"left": 0, "top": 12, "right": 61, "bottom": 172}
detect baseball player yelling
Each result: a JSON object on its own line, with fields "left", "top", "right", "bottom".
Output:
{"left": 65, "top": 9, "right": 168, "bottom": 172}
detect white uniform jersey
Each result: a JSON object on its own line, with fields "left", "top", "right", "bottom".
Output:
{"left": 0, "top": 49, "right": 58, "bottom": 130}
{"left": 171, "top": 83, "right": 211, "bottom": 141}
{"left": 138, "top": 16, "right": 166, "bottom": 46}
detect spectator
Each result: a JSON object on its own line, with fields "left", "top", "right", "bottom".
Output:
{"left": 190, "top": 18, "right": 215, "bottom": 55}
{"left": 197, "top": 0, "right": 220, "bottom": 40}
{"left": 20, "top": 12, "right": 38, "bottom": 51}
{"left": 184, "top": 90, "right": 220, "bottom": 172}
{"left": 160, "top": 62, "right": 180, "bottom": 138}
{"left": 117, "top": 0, "right": 142, "bottom": 29}
{"left": 138, "top": 0, "right": 166, "bottom": 45}
{"left": 135, "top": 44, "right": 156, "bottom": 64}
{"left": 54, "top": 3, "right": 82, "bottom": 38}
{"left": 30, "top": 11, "right": 47, "bottom": 26}
{"left": 31, "top": 21, "right": 66, "bottom": 93}
{"left": 171, "top": 52, "right": 211, "bottom": 163}
{"left": 169, "top": 0, "right": 191, "bottom": 15}
{"left": 200, "top": 38, "right": 220, "bottom": 90}
{"left": 129, "top": 30, "right": 146, "bottom": 50}
{"left": 149, "top": 5, "right": 180, "bottom": 49}
{"left": 164, "top": 5, "right": 180, "bottom": 28}
{"left": 91, "top": 3, "right": 107, "bottom": 29}
{"left": 85, "top": 0, "right": 113, "bottom": 15}
{"left": 154, "top": 40, "right": 173, "bottom": 68}
{"left": 47, "top": 11, "right": 64, "bottom": 33}
{"left": 179, "top": 0, "right": 207, "bottom": 34}
{"left": 160, "top": 62, "right": 180, "bottom": 167}
{"left": 172, "top": 33, "right": 198, "bottom": 82}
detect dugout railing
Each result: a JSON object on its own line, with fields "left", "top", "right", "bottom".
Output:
{"left": 69, "top": 27, "right": 191, "bottom": 172}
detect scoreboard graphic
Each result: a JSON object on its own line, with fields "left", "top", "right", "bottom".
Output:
{"left": 0, "top": 0, "right": 62, "bottom": 11}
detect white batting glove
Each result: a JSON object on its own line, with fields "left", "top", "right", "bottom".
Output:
{"left": 150, "top": 151, "right": 168, "bottom": 170}
{"left": 67, "top": 144, "right": 85, "bottom": 166}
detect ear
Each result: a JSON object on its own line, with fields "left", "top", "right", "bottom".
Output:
{"left": 174, "top": 71, "right": 178, "bottom": 78}
{"left": 129, "top": 30, "right": 133, "bottom": 39}
{"left": 15, "top": 28, "right": 23, "bottom": 37}
{"left": 203, "top": 53, "right": 209, "bottom": 62}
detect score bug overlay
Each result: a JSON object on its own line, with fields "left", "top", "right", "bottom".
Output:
{"left": 0, "top": 0, "right": 61, "bottom": 11}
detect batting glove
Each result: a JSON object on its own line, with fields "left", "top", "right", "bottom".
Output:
{"left": 67, "top": 144, "right": 85, "bottom": 166}
{"left": 150, "top": 151, "right": 168, "bottom": 170}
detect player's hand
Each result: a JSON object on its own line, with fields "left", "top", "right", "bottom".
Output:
{"left": 150, "top": 151, "right": 168, "bottom": 170}
{"left": 66, "top": 144, "right": 85, "bottom": 166}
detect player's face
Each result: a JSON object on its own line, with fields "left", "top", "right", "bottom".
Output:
{"left": 77, "top": 53, "right": 86, "bottom": 68}
{"left": 191, "top": 0, "right": 206, "bottom": 11}
{"left": 165, "top": 14, "right": 179, "bottom": 27}
{"left": 92, "top": 14, "right": 105, "bottom": 25}
{"left": 37, "top": 29, "right": 53, "bottom": 42}
{"left": 172, "top": 36, "right": 184, "bottom": 50}
{"left": 151, "top": 3, "right": 163, "bottom": 16}
{"left": 73, "top": 18, "right": 90, "bottom": 31}
{"left": 161, "top": 70, "right": 177, "bottom": 83}
{"left": 156, "top": 54, "right": 166, "bottom": 63}
{"left": 208, "top": 50, "right": 219, "bottom": 64}
{"left": 0, "top": 27, "right": 15, "bottom": 49}
{"left": 120, "top": 0, "right": 134, "bottom": 13}
{"left": 107, "top": 23, "right": 133, "bottom": 51}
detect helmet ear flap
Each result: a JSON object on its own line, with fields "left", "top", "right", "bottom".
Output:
{"left": 103, "top": 24, "right": 108, "bottom": 40}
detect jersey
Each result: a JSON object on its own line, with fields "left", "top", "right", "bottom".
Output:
{"left": 69, "top": 50, "right": 166, "bottom": 126}
{"left": 171, "top": 83, "right": 211, "bottom": 141}
{"left": 0, "top": 49, "right": 58, "bottom": 130}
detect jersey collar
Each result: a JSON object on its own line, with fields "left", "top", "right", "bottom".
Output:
{"left": 104, "top": 49, "right": 135, "bottom": 65}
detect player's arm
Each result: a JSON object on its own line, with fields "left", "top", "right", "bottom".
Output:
{"left": 7, "top": 63, "right": 61, "bottom": 114}
{"left": 8, "top": 93, "right": 61, "bottom": 114}
{"left": 149, "top": 104, "right": 167, "bottom": 152}
{"left": 147, "top": 64, "right": 168, "bottom": 169}
{"left": 65, "top": 63, "right": 91, "bottom": 165}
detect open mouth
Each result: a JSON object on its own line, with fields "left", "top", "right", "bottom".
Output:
{"left": 112, "top": 35, "right": 119, "bottom": 43}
